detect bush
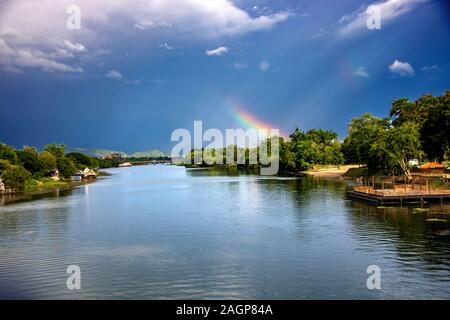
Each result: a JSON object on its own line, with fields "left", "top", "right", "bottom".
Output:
{"left": 32, "top": 171, "right": 44, "bottom": 179}
{"left": 57, "top": 157, "right": 77, "bottom": 179}
{"left": 1, "top": 164, "right": 32, "bottom": 191}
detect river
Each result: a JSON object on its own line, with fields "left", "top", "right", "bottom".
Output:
{"left": 0, "top": 165, "right": 449, "bottom": 299}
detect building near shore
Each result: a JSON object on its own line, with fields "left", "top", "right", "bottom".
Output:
{"left": 418, "top": 162, "right": 446, "bottom": 170}
{"left": 50, "top": 169, "right": 60, "bottom": 181}
{"left": 0, "top": 179, "right": 5, "bottom": 192}
{"left": 417, "top": 162, "right": 447, "bottom": 175}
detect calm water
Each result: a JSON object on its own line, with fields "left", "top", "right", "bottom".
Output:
{"left": 0, "top": 165, "right": 449, "bottom": 299}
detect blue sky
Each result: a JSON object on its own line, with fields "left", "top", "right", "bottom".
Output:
{"left": 0, "top": 0, "right": 449, "bottom": 152}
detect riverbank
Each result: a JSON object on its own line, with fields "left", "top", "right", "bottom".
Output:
{"left": 178, "top": 163, "right": 360, "bottom": 180}
{"left": 0, "top": 179, "right": 99, "bottom": 206}
{"left": 305, "top": 165, "right": 361, "bottom": 180}
{"left": 0, "top": 170, "right": 110, "bottom": 205}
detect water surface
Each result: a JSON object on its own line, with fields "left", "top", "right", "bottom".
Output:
{"left": 0, "top": 165, "right": 449, "bottom": 299}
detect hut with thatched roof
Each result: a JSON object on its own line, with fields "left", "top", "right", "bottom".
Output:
{"left": 74, "top": 168, "right": 98, "bottom": 181}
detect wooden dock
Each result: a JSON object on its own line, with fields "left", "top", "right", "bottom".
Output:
{"left": 347, "top": 186, "right": 450, "bottom": 205}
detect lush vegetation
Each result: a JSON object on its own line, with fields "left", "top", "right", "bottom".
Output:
{"left": 189, "top": 91, "right": 450, "bottom": 178}
{"left": 0, "top": 143, "right": 119, "bottom": 192}
{"left": 342, "top": 91, "right": 449, "bottom": 179}
{"left": 1, "top": 91, "right": 448, "bottom": 191}
{"left": 187, "top": 128, "right": 343, "bottom": 173}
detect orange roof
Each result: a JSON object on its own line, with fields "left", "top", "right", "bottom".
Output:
{"left": 418, "top": 162, "right": 446, "bottom": 169}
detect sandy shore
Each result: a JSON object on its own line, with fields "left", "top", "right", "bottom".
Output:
{"left": 305, "top": 165, "right": 360, "bottom": 179}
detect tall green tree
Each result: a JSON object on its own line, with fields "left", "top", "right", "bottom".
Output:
{"left": 420, "top": 91, "right": 450, "bottom": 161}
{"left": 371, "top": 122, "right": 423, "bottom": 180}
{"left": 66, "top": 152, "right": 94, "bottom": 169}
{"left": 341, "top": 113, "right": 389, "bottom": 169}
{"left": 16, "top": 146, "right": 43, "bottom": 174}
{"left": 278, "top": 137, "right": 295, "bottom": 171}
{"left": 57, "top": 157, "right": 77, "bottom": 178}
{"left": 0, "top": 143, "right": 19, "bottom": 165}
{"left": 44, "top": 144, "right": 66, "bottom": 159}
{"left": 38, "top": 151, "right": 57, "bottom": 173}
{"left": 289, "top": 128, "right": 316, "bottom": 171}
{"left": 389, "top": 91, "right": 450, "bottom": 162}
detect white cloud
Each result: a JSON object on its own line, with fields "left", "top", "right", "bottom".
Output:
{"left": 0, "top": 38, "right": 83, "bottom": 73}
{"left": 125, "top": 79, "right": 142, "bottom": 85}
{"left": 105, "top": 70, "right": 123, "bottom": 80}
{"left": 159, "top": 43, "right": 174, "bottom": 50}
{"left": 133, "top": 21, "right": 172, "bottom": 31}
{"left": 233, "top": 61, "right": 248, "bottom": 69}
{"left": 422, "top": 65, "right": 442, "bottom": 73}
{"left": 206, "top": 46, "right": 229, "bottom": 56}
{"left": 62, "top": 40, "right": 86, "bottom": 52}
{"left": 105, "top": 69, "right": 147, "bottom": 85}
{"left": 0, "top": 0, "right": 290, "bottom": 74}
{"left": 389, "top": 59, "right": 415, "bottom": 77}
{"left": 336, "top": 0, "right": 426, "bottom": 38}
{"left": 259, "top": 60, "right": 270, "bottom": 72}
{"left": 354, "top": 66, "right": 370, "bottom": 78}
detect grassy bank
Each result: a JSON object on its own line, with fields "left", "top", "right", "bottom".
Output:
{"left": 24, "top": 178, "right": 69, "bottom": 193}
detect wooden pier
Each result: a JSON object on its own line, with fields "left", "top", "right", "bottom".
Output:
{"left": 347, "top": 176, "right": 450, "bottom": 205}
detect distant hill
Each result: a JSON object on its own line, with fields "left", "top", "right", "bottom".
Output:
{"left": 68, "top": 147, "right": 165, "bottom": 158}
{"left": 130, "top": 150, "right": 166, "bottom": 158}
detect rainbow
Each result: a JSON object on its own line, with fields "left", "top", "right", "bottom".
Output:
{"left": 225, "top": 99, "right": 289, "bottom": 139}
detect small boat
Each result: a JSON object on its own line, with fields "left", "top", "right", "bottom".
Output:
{"left": 119, "top": 162, "right": 133, "bottom": 167}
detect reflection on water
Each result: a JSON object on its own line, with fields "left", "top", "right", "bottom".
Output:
{"left": 0, "top": 165, "right": 449, "bottom": 299}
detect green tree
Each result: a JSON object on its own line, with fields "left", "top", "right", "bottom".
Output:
{"left": 420, "top": 91, "right": 450, "bottom": 161}
{"left": 98, "top": 158, "right": 120, "bottom": 168}
{"left": 0, "top": 162, "right": 31, "bottom": 191}
{"left": 289, "top": 129, "right": 316, "bottom": 170}
{"left": 66, "top": 152, "right": 94, "bottom": 169}
{"left": 16, "top": 146, "right": 43, "bottom": 174}
{"left": 288, "top": 128, "right": 343, "bottom": 170}
{"left": 323, "top": 142, "right": 344, "bottom": 165}
{"left": 44, "top": 143, "right": 66, "bottom": 159}
{"left": 0, "top": 159, "right": 11, "bottom": 174}
{"left": 389, "top": 91, "right": 450, "bottom": 162}
{"left": 278, "top": 137, "right": 295, "bottom": 171}
{"left": 305, "top": 129, "right": 338, "bottom": 145}
{"left": 341, "top": 113, "right": 389, "bottom": 168}
{"left": 389, "top": 98, "right": 417, "bottom": 126}
{"left": 371, "top": 122, "right": 423, "bottom": 180}
{"left": 57, "top": 157, "right": 77, "bottom": 179}
{"left": 0, "top": 143, "right": 19, "bottom": 165}
{"left": 38, "top": 151, "right": 57, "bottom": 173}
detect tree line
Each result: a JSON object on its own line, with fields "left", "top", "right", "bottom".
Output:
{"left": 1, "top": 91, "right": 449, "bottom": 191}
{"left": 0, "top": 144, "right": 118, "bottom": 192}
{"left": 342, "top": 90, "right": 449, "bottom": 179}
{"left": 189, "top": 91, "right": 450, "bottom": 178}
